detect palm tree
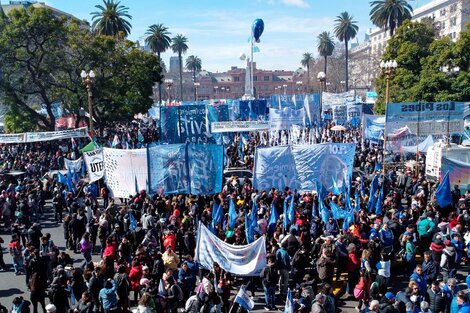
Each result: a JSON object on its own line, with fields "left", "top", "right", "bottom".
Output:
{"left": 91, "top": 0, "right": 132, "bottom": 38}
{"left": 300, "top": 53, "right": 314, "bottom": 92}
{"left": 370, "top": 0, "right": 413, "bottom": 36}
{"left": 145, "top": 24, "right": 171, "bottom": 104}
{"left": 317, "top": 31, "right": 335, "bottom": 89}
{"left": 334, "top": 12, "right": 359, "bottom": 92}
{"left": 186, "top": 55, "right": 202, "bottom": 101}
{"left": 171, "top": 34, "right": 188, "bottom": 101}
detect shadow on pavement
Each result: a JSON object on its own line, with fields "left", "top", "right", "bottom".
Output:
{"left": 0, "top": 288, "right": 24, "bottom": 298}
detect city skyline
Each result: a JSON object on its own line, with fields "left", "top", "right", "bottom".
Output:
{"left": 45, "top": 0, "right": 430, "bottom": 72}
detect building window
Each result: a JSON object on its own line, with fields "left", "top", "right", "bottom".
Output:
{"left": 440, "top": 9, "right": 446, "bottom": 16}
{"left": 264, "top": 76, "right": 269, "bottom": 81}
{"left": 450, "top": 3, "right": 457, "bottom": 13}
{"left": 234, "top": 76, "right": 240, "bottom": 82}
{"left": 451, "top": 17, "right": 457, "bottom": 27}
{"left": 253, "top": 76, "right": 258, "bottom": 81}
{"left": 442, "top": 21, "right": 446, "bottom": 29}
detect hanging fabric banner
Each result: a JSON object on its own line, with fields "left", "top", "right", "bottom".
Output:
{"left": 187, "top": 144, "right": 224, "bottom": 195}
{"left": 195, "top": 222, "right": 266, "bottom": 276}
{"left": 83, "top": 149, "right": 105, "bottom": 182}
{"left": 64, "top": 158, "right": 83, "bottom": 173}
{"left": 179, "top": 104, "right": 210, "bottom": 144}
{"left": 103, "top": 148, "right": 148, "bottom": 198}
{"left": 253, "top": 146, "right": 299, "bottom": 192}
{"left": 159, "top": 106, "right": 180, "bottom": 144}
{"left": 147, "top": 144, "right": 189, "bottom": 195}
{"left": 269, "top": 107, "right": 305, "bottom": 130}
{"left": 362, "top": 114, "right": 385, "bottom": 143}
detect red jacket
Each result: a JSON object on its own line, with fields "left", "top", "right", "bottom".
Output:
{"left": 163, "top": 233, "right": 176, "bottom": 251}
{"left": 346, "top": 252, "right": 360, "bottom": 272}
{"left": 129, "top": 265, "right": 143, "bottom": 291}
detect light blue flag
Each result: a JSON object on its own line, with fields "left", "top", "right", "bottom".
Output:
{"left": 57, "top": 172, "right": 67, "bottom": 185}
{"left": 283, "top": 197, "right": 288, "bottom": 231}
{"left": 288, "top": 197, "right": 295, "bottom": 226}
{"left": 375, "top": 184, "right": 384, "bottom": 216}
{"left": 229, "top": 197, "right": 237, "bottom": 230}
{"left": 330, "top": 201, "right": 347, "bottom": 220}
{"left": 354, "top": 190, "right": 360, "bottom": 212}
{"left": 66, "top": 172, "right": 73, "bottom": 192}
{"left": 212, "top": 202, "right": 223, "bottom": 230}
{"left": 129, "top": 210, "right": 137, "bottom": 230}
{"left": 319, "top": 198, "right": 330, "bottom": 223}
{"left": 252, "top": 46, "right": 260, "bottom": 53}
{"left": 268, "top": 201, "right": 278, "bottom": 235}
{"left": 436, "top": 171, "right": 452, "bottom": 208}
{"left": 235, "top": 285, "right": 254, "bottom": 311}
{"left": 342, "top": 211, "right": 354, "bottom": 230}
{"left": 80, "top": 161, "right": 86, "bottom": 178}
{"left": 368, "top": 175, "right": 379, "bottom": 212}
{"left": 285, "top": 288, "right": 294, "bottom": 313}
{"left": 72, "top": 168, "right": 79, "bottom": 185}
{"left": 332, "top": 176, "right": 341, "bottom": 195}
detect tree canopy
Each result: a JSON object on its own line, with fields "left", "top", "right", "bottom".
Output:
{"left": 374, "top": 20, "right": 470, "bottom": 114}
{"left": 0, "top": 6, "right": 162, "bottom": 131}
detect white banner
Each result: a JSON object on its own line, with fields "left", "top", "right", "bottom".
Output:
{"left": 269, "top": 107, "right": 305, "bottom": 130}
{"left": 103, "top": 148, "right": 148, "bottom": 198}
{"left": 0, "top": 133, "right": 26, "bottom": 144}
{"left": 64, "top": 158, "right": 83, "bottom": 173}
{"left": 211, "top": 121, "right": 270, "bottom": 133}
{"left": 25, "top": 127, "right": 88, "bottom": 142}
{"left": 83, "top": 149, "right": 105, "bottom": 182}
{"left": 195, "top": 223, "right": 266, "bottom": 276}
{"left": 0, "top": 127, "right": 88, "bottom": 144}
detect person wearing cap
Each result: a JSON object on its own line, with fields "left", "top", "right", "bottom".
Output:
{"left": 311, "top": 293, "right": 327, "bottom": 313}
{"left": 378, "top": 292, "right": 397, "bottom": 313}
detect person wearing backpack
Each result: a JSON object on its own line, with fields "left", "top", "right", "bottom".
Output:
{"left": 165, "top": 275, "right": 183, "bottom": 313}
{"left": 260, "top": 254, "right": 280, "bottom": 311}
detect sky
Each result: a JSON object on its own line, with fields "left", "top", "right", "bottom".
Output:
{"left": 45, "top": 0, "right": 430, "bottom": 72}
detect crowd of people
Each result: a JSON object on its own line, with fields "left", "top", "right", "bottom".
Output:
{"left": 0, "top": 120, "right": 469, "bottom": 313}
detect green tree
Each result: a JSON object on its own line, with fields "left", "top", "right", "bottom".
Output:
{"left": 0, "top": 6, "right": 73, "bottom": 129}
{"left": 370, "top": 0, "right": 413, "bottom": 36}
{"left": 334, "top": 12, "right": 359, "bottom": 91}
{"left": 185, "top": 55, "right": 202, "bottom": 101}
{"left": 171, "top": 34, "right": 188, "bottom": 101}
{"left": 0, "top": 6, "right": 162, "bottom": 132}
{"left": 91, "top": 0, "right": 132, "bottom": 38}
{"left": 145, "top": 23, "right": 171, "bottom": 104}
{"left": 374, "top": 20, "right": 435, "bottom": 113}
{"left": 300, "top": 52, "right": 314, "bottom": 91}
{"left": 317, "top": 31, "right": 335, "bottom": 88}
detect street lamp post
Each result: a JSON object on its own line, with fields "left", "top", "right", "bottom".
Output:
{"left": 165, "top": 79, "right": 173, "bottom": 104}
{"left": 194, "top": 82, "right": 200, "bottom": 101}
{"left": 317, "top": 71, "right": 326, "bottom": 118}
{"left": 282, "top": 84, "right": 287, "bottom": 96}
{"left": 380, "top": 59, "right": 398, "bottom": 175}
{"left": 80, "top": 70, "right": 95, "bottom": 136}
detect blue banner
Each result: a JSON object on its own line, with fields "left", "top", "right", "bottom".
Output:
{"left": 179, "top": 105, "right": 209, "bottom": 144}
{"left": 206, "top": 104, "right": 229, "bottom": 144}
{"left": 147, "top": 143, "right": 189, "bottom": 195}
{"left": 291, "top": 143, "right": 356, "bottom": 193}
{"left": 253, "top": 146, "right": 299, "bottom": 192}
{"left": 302, "top": 94, "right": 320, "bottom": 126}
{"left": 159, "top": 106, "right": 179, "bottom": 144}
{"left": 187, "top": 144, "right": 224, "bottom": 195}
{"left": 239, "top": 100, "right": 268, "bottom": 120}
{"left": 332, "top": 104, "right": 348, "bottom": 125}
{"left": 362, "top": 114, "right": 385, "bottom": 143}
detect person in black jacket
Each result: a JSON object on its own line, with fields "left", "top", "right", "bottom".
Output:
{"left": 74, "top": 291, "right": 94, "bottom": 313}
{"left": 425, "top": 281, "right": 447, "bottom": 313}
{"left": 260, "top": 255, "right": 280, "bottom": 311}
